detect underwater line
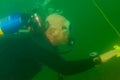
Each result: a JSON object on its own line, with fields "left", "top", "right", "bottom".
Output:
{"left": 92, "top": 0, "right": 120, "bottom": 38}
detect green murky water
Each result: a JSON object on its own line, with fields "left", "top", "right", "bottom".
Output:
{"left": 0, "top": 0, "right": 120, "bottom": 80}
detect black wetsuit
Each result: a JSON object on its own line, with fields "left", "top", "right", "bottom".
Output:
{"left": 0, "top": 32, "right": 96, "bottom": 80}
{"left": 0, "top": 12, "right": 97, "bottom": 80}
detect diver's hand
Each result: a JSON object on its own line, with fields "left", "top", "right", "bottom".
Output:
{"left": 99, "top": 49, "right": 120, "bottom": 63}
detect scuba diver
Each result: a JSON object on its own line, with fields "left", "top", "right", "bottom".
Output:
{"left": 0, "top": 11, "right": 120, "bottom": 80}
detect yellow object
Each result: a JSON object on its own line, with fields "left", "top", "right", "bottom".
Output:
{"left": 0, "top": 28, "right": 4, "bottom": 35}
{"left": 113, "top": 45, "right": 120, "bottom": 57}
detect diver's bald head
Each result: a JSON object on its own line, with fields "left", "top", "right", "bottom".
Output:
{"left": 46, "top": 13, "right": 70, "bottom": 29}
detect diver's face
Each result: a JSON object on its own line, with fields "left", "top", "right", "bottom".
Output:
{"left": 52, "top": 25, "right": 70, "bottom": 45}
{"left": 45, "top": 13, "right": 70, "bottom": 45}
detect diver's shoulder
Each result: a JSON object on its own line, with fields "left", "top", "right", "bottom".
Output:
{"left": 0, "top": 33, "right": 32, "bottom": 43}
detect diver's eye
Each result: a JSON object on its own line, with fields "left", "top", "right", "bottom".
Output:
{"left": 62, "top": 26, "right": 67, "bottom": 30}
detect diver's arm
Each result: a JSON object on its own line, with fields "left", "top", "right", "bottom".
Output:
{"left": 39, "top": 50, "right": 96, "bottom": 75}
{"left": 39, "top": 48, "right": 120, "bottom": 75}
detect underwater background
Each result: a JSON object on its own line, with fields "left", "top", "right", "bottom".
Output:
{"left": 0, "top": 0, "right": 120, "bottom": 80}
